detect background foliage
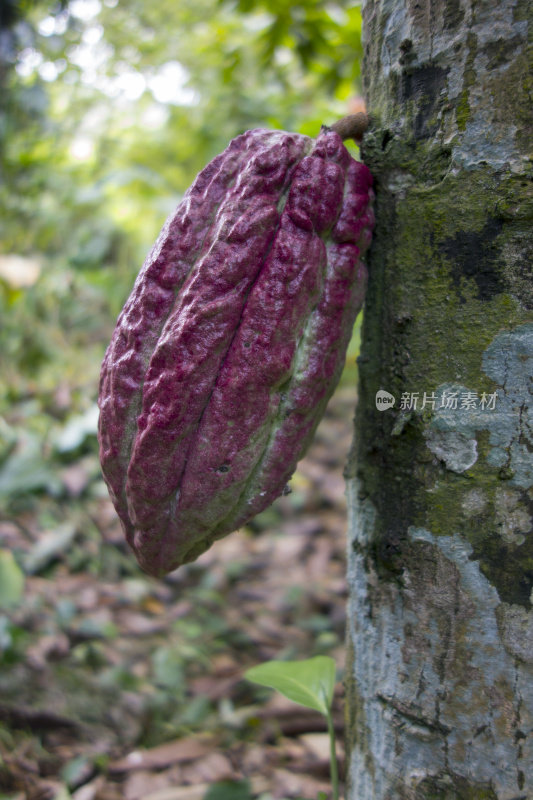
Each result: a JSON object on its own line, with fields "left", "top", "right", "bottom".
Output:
{"left": 0, "top": 0, "right": 364, "bottom": 533}
{"left": 0, "top": 2, "right": 364, "bottom": 797}
{"left": 1, "top": 0, "right": 363, "bottom": 495}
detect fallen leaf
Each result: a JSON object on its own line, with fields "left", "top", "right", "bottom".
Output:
{"left": 72, "top": 776, "right": 105, "bottom": 800}
{"left": 109, "top": 737, "right": 213, "bottom": 773}
{"left": 26, "top": 632, "right": 70, "bottom": 670}
{"left": 181, "top": 751, "right": 234, "bottom": 784}
{"left": 115, "top": 610, "right": 168, "bottom": 636}
{"left": 124, "top": 769, "right": 175, "bottom": 800}
{"left": 60, "top": 462, "right": 91, "bottom": 497}
{"left": 140, "top": 777, "right": 268, "bottom": 800}
{"left": 271, "top": 767, "right": 332, "bottom": 800}
{"left": 299, "top": 732, "right": 332, "bottom": 761}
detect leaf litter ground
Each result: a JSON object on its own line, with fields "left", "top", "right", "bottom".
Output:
{"left": 0, "top": 388, "right": 356, "bottom": 800}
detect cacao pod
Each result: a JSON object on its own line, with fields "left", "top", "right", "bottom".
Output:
{"left": 98, "top": 117, "right": 374, "bottom": 577}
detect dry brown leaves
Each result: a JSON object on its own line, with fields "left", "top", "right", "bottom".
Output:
{"left": 0, "top": 388, "right": 356, "bottom": 800}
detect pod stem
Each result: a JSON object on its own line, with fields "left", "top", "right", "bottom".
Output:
{"left": 328, "top": 112, "right": 369, "bottom": 143}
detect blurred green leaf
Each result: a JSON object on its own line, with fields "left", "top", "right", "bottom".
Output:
{"left": 60, "top": 754, "right": 91, "bottom": 788}
{"left": 0, "top": 550, "right": 24, "bottom": 610}
{"left": 152, "top": 645, "right": 185, "bottom": 690}
{"left": 0, "top": 432, "right": 62, "bottom": 500}
{"left": 203, "top": 780, "right": 253, "bottom": 800}
{"left": 54, "top": 406, "right": 99, "bottom": 454}
{"left": 24, "top": 524, "right": 77, "bottom": 574}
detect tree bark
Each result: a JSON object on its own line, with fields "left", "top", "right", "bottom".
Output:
{"left": 345, "top": 0, "right": 532, "bottom": 797}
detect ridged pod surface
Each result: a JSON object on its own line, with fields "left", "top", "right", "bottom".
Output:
{"left": 98, "top": 123, "right": 374, "bottom": 577}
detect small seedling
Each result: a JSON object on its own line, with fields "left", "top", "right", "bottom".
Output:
{"left": 245, "top": 656, "right": 339, "bottom": 800}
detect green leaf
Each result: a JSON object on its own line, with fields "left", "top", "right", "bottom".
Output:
{"left": 60, "top": 755, "right": 91, "bottom": 788}
{"left": 152, "top": 645, "right": 185, "bottom": 690}
{"left": 0, "top": 550, "right": 24, "bottom": 610}
{"left": 53, "top": 406, "right": 99, "bottom": 453}
{"left": 244, "top": 656, "right": 336, "bottom": 716}
{"left": 24, "top": 524, "right": 77, "bottom": 575}
{"left": 203, "top": 779, "right": 252, "bottom": 800}
{"left": 0, "top": 432, "right": 62, "bottom": 500}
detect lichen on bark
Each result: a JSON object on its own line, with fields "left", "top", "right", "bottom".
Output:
{"left": 346, "top": 0, "right": 532, "bottom": 796}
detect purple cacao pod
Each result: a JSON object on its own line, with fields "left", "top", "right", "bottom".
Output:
{"left": 98, "top": 120, "right": 374, "bottom": 577}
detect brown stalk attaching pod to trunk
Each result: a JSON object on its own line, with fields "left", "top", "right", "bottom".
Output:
{"left": 98, "top": 115, "right": 374, "bottom": 577}
{"left": 328, "top": 112, "right": 369, "bottom": 143}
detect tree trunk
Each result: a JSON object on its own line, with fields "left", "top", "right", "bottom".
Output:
{"left": 345, "top": 0, "right": 532, "bottom": 797}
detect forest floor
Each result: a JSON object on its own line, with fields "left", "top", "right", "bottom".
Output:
{"left": 0, "top": 386, "right": 357, "bottom": 800}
